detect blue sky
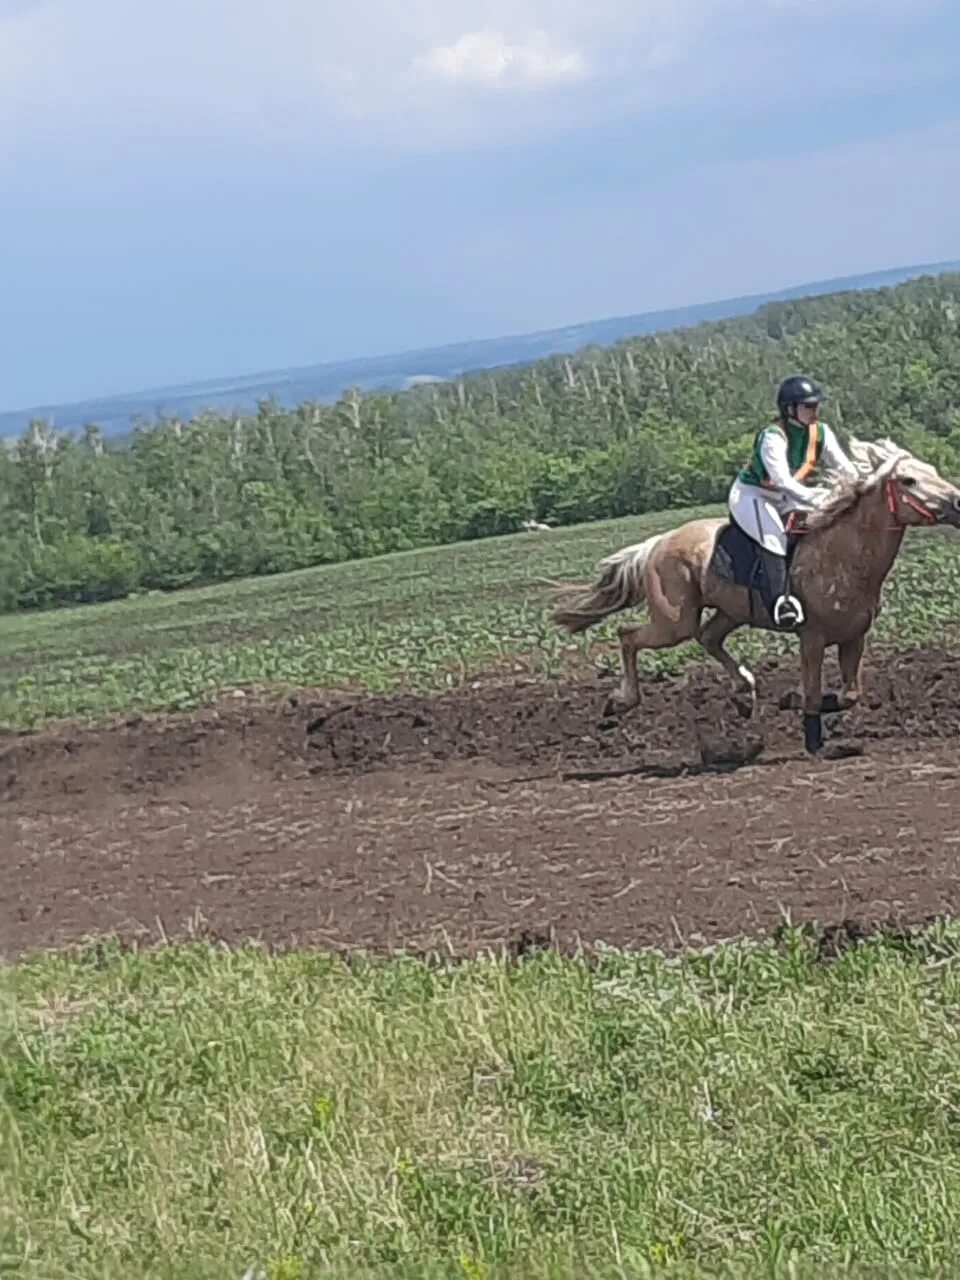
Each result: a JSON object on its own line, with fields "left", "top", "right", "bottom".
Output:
{"left": 2, "top": 0, "right": 960, "bottom": 410}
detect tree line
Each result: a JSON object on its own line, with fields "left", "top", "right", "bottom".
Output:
{"left": 3, "top": 271, "right": 960, "bottom": 612}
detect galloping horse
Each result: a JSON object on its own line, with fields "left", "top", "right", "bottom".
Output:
{"left": 552, "top": 439, "right": 960, "bottom": 753}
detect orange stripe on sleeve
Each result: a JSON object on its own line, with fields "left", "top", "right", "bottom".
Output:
{"left": 793, "top": 424, "right": 819, "bottom": 482}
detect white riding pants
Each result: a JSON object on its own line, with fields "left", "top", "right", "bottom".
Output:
{"left": 728, "top": 477, "right": 791, "bottom": 556}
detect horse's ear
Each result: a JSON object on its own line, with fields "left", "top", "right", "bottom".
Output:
{"left": 848, "top": 436, "right": 907, "bottom": 475}
{"left": 847, "top": 437, "right": 881, "bottom": 473}
{"left": 876, "top": 436, "right": 912, "bottom": 459}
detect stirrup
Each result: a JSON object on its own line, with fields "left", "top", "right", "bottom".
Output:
{"left": 773, "top": 594, "right": 804, "bottom": 628}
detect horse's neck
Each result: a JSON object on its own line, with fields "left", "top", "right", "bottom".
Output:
{"left": 819, "top": 487, "right": 904, "bottom": 586}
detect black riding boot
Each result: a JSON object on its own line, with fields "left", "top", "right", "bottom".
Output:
{"left": 757, "top": 547, "right": 803, "bottom": 629}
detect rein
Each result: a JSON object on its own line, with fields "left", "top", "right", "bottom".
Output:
{"left": 786, "top": 476, "right": 938, "bottom": 536}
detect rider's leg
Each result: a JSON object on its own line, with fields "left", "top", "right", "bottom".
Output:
{"left": 758, "top": 546, "right": 803, "bottom": 628}
{"left": 728, "top": 480, "right": 804, "bottom": 629}
{"left": 773, "top": 507, "right": 805, "bottom": 627}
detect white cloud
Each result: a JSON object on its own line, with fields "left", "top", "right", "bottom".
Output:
{"left": 414, "top": 30, "right": 587, "bottom": 87}
{"left": 0, "top": 0, "right": 953, "bottom": 153}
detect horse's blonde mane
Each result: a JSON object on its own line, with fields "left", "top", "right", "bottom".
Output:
{"left": 801, "top": 436, "right": 909, "bottom": 532}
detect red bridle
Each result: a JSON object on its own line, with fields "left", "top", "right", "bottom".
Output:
{"left": 787, "top": 475, "right": 940, "bottom": 535}
{"left": 885, "top": 474, "right": 939, "bottom": 526}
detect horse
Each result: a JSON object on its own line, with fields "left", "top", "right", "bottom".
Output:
{"left": 551, "top": 438, "right": 960, "bottom": 754}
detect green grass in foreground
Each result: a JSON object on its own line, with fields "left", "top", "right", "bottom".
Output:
{"left": 6, "top": 927, "right": 960, "bottom": 1278}
{"left": 4, "top": 509, "right": 960, "bottom": 729}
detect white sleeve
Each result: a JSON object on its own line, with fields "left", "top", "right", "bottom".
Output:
{"left": 820, "top": 423, "right": 859, "bottom": 477}
{"left": 759, "top": 430, "right": 820, "bottom": 506}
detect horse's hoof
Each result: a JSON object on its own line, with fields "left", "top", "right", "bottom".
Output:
{"left": 820, "top": 693, "right": 843, "bottom": 714}
{"left": 823, "top": 739, "right": 864, "bottom": 760}
{"left": 602, "top": 693, "right": 635, "bottom": 718}
{"left": 803, "top": 713, "right": 824, "bottom": 755}
{"left": 733, "top": 696, "right": 756, "bottom": 721}
{"left": 779, "top": 691, "right": 802, "bottom": 711}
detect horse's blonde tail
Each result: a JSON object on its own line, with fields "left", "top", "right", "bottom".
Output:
{"left": 551, "top": 534, "right": 662, "bottom": 634}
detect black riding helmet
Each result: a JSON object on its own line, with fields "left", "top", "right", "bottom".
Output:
{"left": 777, "top": 374, "right": 825, "bottom": 420}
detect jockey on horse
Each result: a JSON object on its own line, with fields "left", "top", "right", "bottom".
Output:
{"left": 728, "top": 374, "right": 859, "bottom": 630}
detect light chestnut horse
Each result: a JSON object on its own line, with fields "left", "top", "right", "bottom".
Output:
{"left": 553, "top": 439, "right": 960, "bottom": 753}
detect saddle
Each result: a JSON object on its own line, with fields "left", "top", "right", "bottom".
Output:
{"left": 707, "top": 518, "right": 803, "bottom": 630}
{"left": 784, "top": 510, "right": 812, "bottom": 537}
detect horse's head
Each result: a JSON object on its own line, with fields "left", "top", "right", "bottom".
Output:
{"left": 848, "top": 437, "right": 960, "bottom": 529}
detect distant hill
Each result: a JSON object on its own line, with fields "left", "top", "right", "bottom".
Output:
{"left": 4, "top": 259, "right": 959, "bottom": 438}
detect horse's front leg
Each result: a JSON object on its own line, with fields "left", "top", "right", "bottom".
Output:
{"left": 800, "top": 632, "right": 826, "bottom": 753}
{"left": 836, "top": 634, "right": 866, "bottom": 709}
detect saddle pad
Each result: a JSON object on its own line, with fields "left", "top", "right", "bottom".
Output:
{"left": 708, "top": 520, "right": 764, "bottom": 589}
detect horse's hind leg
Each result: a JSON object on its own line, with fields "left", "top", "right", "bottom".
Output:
{"left": 606, "top": 595, "right": 701, "bottom": 716}
{"left": 698, "top": 610, "right": 755, "bottom": 717}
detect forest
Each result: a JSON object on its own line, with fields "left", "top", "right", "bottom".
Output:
{"left": 3, "top": 270, "right": 960, "bottom": 612}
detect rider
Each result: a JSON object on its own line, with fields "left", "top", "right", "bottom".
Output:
{"left": 729, "top": 374, "right": 859, "bottom": 629}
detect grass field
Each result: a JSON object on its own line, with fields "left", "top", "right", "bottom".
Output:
{"left": 4, "top": 506, "right": 960, "bottom": 730}
{"left": 8, "top": 926, "right": 960, "bottom": 1279}
{"left": 8, "top": 508, "right": 960, "bottom": 1278}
